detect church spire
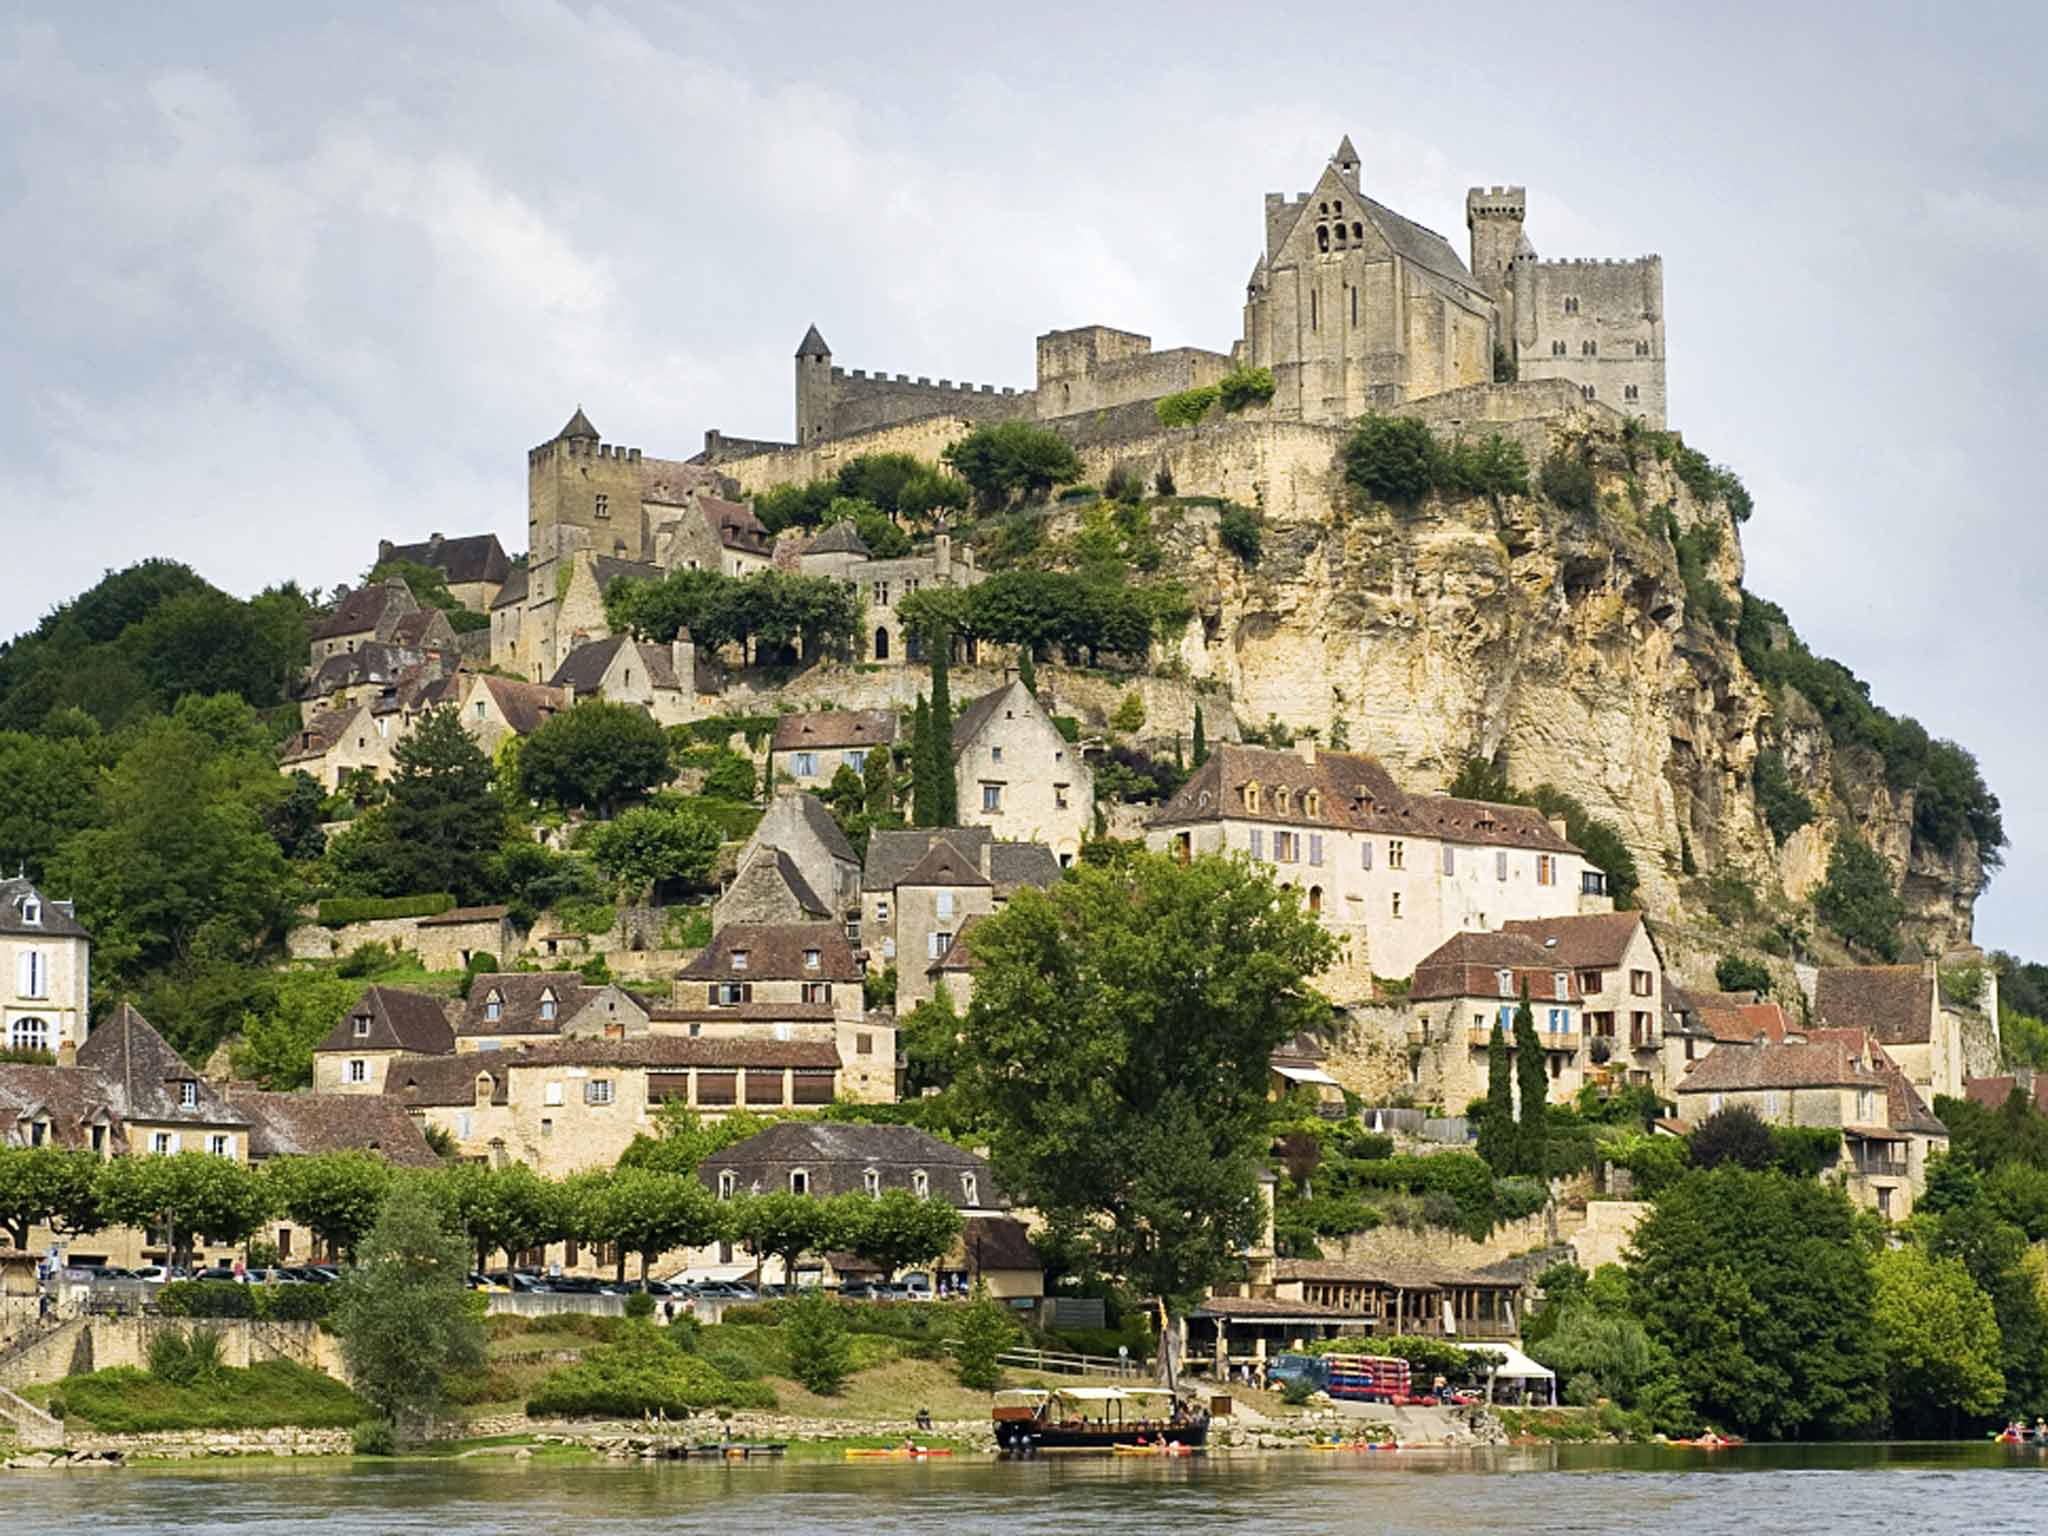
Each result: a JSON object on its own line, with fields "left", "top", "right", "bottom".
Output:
{"left": 1332, "top": 134, "right": 1361, "bottom": 187}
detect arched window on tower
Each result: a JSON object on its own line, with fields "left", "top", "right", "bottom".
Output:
{"left": 1316, "top": 225, "right": 1329, "bottom": 253}
{"left": 873, "top": 626, "right": 890, "bottom": 661}
{"left": 1352, "top": 222, "right": 1362, "bottom": 241}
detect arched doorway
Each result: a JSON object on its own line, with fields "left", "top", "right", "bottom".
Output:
{"left": 873, "top": 626, "right": 890, "bottom": 660}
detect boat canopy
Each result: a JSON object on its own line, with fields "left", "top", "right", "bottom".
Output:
{"left": 1456, "top": 1341, "right": 1555, "bottom": 1381}
{"left": 993, "top": 1388, "right": 1051, "bottom": 1403}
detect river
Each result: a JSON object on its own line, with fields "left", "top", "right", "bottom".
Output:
{"left": 7, "top": 1443, "right": 2044, "bottom": 1532}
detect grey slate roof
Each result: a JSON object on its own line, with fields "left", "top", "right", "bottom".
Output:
{"left": 490, "top": 565, "right": 530, "bottom": 611}
{"left": 777, "top": 792, "right": 859, "bottom": 866}
{"left": 806, "top": 521, "right": 871, "bottom": 558}
{"left": 677, "top": 923, "right": 863, "bottom": 983}
{"left": 76, "top": 1005, "right": 248, "bottom": 1127}
{"left": 313, "top": 987, "right": 456, "bottom": 1056}
{"left": 772, "top": 709, "right": 897, "bottom": 753}
{"left": 558, "top": 407, "right": 599, "bottom": 442}
{"left": 899, "top": 839, "right": 990, "bottom": 890}
{"left": 458, "top": 973, "right": 604, "bottom": 1038}
{"left": 589, "top": 557, "right": 663, "bottom": 594}
{"left": 0, "top": 879, "right": 90, "bottom": 940}
{"left": 550, "top": 636, "right": 628, "bottom": 693}
{"left": 950, "top": 681, "right": 1022, "bottom": 752}
{"left": 699, "top": 1121, "right": 1007, "bottom": 1209}
{"left": 988, "top": 842, "right": 1060, "bottom": 891}
{"left": 795, "top": 324, "right": 831, "bottom": 358}
{"left": 309, "top": 580, "right": 413, "bottom": 641}
{"left": 863, "top": 826, "right": 993, "bottom": 892}
{"left": 231, "top": 1090, "right": 442, "bottom": 1167}
{"left": 765, "top": 849, "right": 829, "bottom": 917}
{"left": 380, "top": 533, "right": 511, "bottom": 587}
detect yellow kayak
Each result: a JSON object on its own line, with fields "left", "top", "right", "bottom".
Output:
{"left": 1112, "top": 1443, "right": 1194, "bottom": 1456}
{"left": 844, "top": 1447, "right": 953, "bottom": 1459}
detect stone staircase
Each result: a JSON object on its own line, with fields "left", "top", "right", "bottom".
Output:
{"left": 0, "top": 1382, "right": 64, "bottom": 1450}
{"left": 0, "top": 1316, "right": 86, "bottom": 1392}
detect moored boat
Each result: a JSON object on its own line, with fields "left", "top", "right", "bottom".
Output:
{"left": 993, "top": 1387, "right": 1210, "bottom": 1454}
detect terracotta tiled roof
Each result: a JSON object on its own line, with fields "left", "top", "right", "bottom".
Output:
{"left": 314, "top": 987, "right": 456, "bottom": 1056}
{"left": 1148, "top": 743, "right": 1578, "bottom": 853}
{"left": 1409, "top": 931, "right": 1583, "bottom": 1004}
{"left": 475, "top": 675, "right": 569, "bottom": 736}
{"left": 1675, "top": 1039, "right": 1877, "bottom": 1094}
{"left": 0, "top": 1064, "right": 123, "bottom": 1150}
{"left": 231, "top": 1090, "right": 442, "bottom": 1167}
{"left": 699, "top": 1121, "right": 1004, "bottom": 1207}
{"left": 1500, "top": 913, "right": 1649, "bottom": 970}
{"left": 1813, "top": 966, "right": 1937, "bottom": 1046}
{"left": 771, "top": 710, "right": 897, "bottom": 753}
{"left": 702, "top": 498, "right": 770, "bottom": 554}
{"left": 384, "top": 1054, "right": 509, "bottom": 1108}
{"left": 677, "top": 923, "right": 863, "bottom": 982}
{"left": 1965, "top": 1076, "right": 2048, "bottom": 1114}
{"left": 1698, "top": 1002, "right": 1791, "bottom": 1044}
{"left": 1804, "top": 1029, "right": 1948, "bottom": 1137}
{"left": 458, "top": 973, "right": 600, "bottom": 1038}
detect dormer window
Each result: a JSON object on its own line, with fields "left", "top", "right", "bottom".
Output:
{"left": 863, "top": 1168, "right": 881, "bottom": 1197}
{"left": 804, "top": 949, "right": 821, "bottom": 970}
{"left": 1273, "top": 787, "right": 1291, "bottom": 815}
{"left": 352, "top": 1015, "right": 371, "bottom": 1037}
{"left": 912, "top": 1169, "right": 929, "bottom": 1198}
{"left": 484, "top": 991, "right": 502, "bottom": 1022}
{"left": 179, "top": 1081, "right": 198, "bottom": 1108}
{"left": 790, "top": 1169, "right": 810, "bottom": 1195}
{"left": 539, "top": 990, "right": 557, "bottom": 1021}
{"left": 961, "top": 1173, "right": 979, "bottom": 1206}
{"left": 1243, "top": 782, "right": 1262, "bottom": 815}
{"left": 19, "top": 895, "right": 40, "bottom": 926}
{"left": 731, "top": 950, "right": 750, "bottom": 972}
{"left": 1497, "top": 969, "right": 1515, "bottom": 999}
{"left": 718, "top": 1171, "right": 737, "bottom": 1199}
{"left": 1304, "top": 790, "right": 1321, "bottom": 818}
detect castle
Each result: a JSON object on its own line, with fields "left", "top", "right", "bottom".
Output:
{"left": 719, "top": 135, "right": 1664, "bottom": 456}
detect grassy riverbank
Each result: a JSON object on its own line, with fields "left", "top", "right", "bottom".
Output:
{"left": 24, "top": 1362, "right": 366, "bottom": 1434}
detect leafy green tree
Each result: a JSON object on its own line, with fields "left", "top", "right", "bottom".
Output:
{"left": 1111, "top": 691, "right": 1146, "bottom": 733}
{"left": 585, "top": 805, "right": 722, "bottom": 897}
{"left": 1871, "top": 1245, "right": 2005, "bottom": 1432}
{"left": 1341, "top": 414, "right": 1439, "bottom": 504}
{"left": 366, "top": 559, "right": 489, "bottom": 634}
{"left": 1814, "top": 830, "right": 1906, "bottom": 961}
{"left": 699, "top": 748, "right": 756, "bottom": 803}
{"left": 730, "top": 1190, "right": 845, "bottom": 1285}
{"left": 953, "top": 1279, "right": 1017, "bottom": 1389}
{"left": 97, "top": 1153, "right": 272, "bottom": 1269}
{"left": 821, "top": 762, "right": 866, "bottom": 820}
{"left": 1528, "top": 1305, "right": 1692, "bottom": 1433}
{"left": 263, "top": 1151, "right": 392, "bottom": 1261}
{"left": 437, "top": 1162, "right": 566, "bottom": 1272}
{"left": 49, "top": 699, "right": 295, "bottom": 984}
{"left": 616, "top": 1104, "right": 774, "bottom": 1177}
{"left": 1625, "top": 1168, "right": 1884, "bottom": 1438}
{"left": 0, "top": 1147, "right": 104, "bottom": 1250}
{"left": 1512, "top": 983, "right": 1547, "bottom": 1176}
{"left": 1690, "top": 1105, "right": 1781, "bottom": 1171}
{"left": 910, "top": 695, "right": 938, "bottom": 828}
{"left": 956, "top": 851, "right": 1336, "bottom": 1311}
{"left": 331, "top": 1180, "right": 486, "bottom": 1437}
{"left": 781, "top": 1289, "right": 854, "bottom": 1394}
{"left": 928, "top": 641, "right": 957, "bottom": 825}
{"left": 899, "top": 985, "right": 964, "bottom": 1094}
{"left": 862, "top": 742, "right": 896, "bottom": 819}
{"left": 0, "top": 728, "right": 104, "bottom": 880}
{"left": 1920, "top": 1150, "right": 1985, "bottom": 1213}
{"left": 519, "top": 699, "right": 671, "bottom": 815}
{"left": 942, "top": 422, "right": 1084, "bottom": 509}
{"left": 1715, "top": 955, "right": 1772, "bottom": 995}
{"left": 1930, "top": 1197, "right": 2048, "bottom": 1414}
{"left": 1476, "top": 1023, "right": 1515, "bottom": 1174}
{"left": 1217, "top": 506, "right": 1262, "bottom": 565}
{"left": 570, "top": 1168, "right": 725, "bottom": 1283}
{"left": 838, "top": 1188, "right": 964, "bottom": 1279}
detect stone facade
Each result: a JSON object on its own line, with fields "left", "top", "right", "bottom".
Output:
{"left": 1, "top": 879, "right": 91, "bottom": 1056}
{"left": 951, "top": 679, "right": 1092, "bottom": 861}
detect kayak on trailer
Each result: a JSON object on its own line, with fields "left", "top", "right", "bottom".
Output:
{"left": 844, "top": 1447, "right": 955, "bottom": 1459}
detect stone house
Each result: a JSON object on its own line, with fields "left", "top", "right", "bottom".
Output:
{"left": 375, "top": 532, "right": 512, "bottom": 612}
{"left": 717, "top": 793, "right": 862, "bottom": 939}
{"left": 279, "top": 668, "right": 566, "bottom": 791}
{"left": 696, "top": 1121, "right": 1041, "bottom": 1296}
{"left": 795, "top": 526, "right": 982, "bottom": 668}
{"left": 456, "top": 973, "right": 650, "bottom": 1053}
{"left": 228, "top": 1089, "right": 441, "bottom": 1262}
{"left": 384, "top": 1036, "right": 843, "bottom": 1176}
{"left": 306, "top": 578, "right": 425, "bottom": 668}
{"left": 858, "top": 827, "right": 1059, "bottom": 994}
{"left": 298, "top": 642, "right": 452, "bottom": 727}
{"left": 491, "top": 548, "right": 663, "bottom": 685}
{"left": 1812, "top": 963, "right": 1964, "bottom": 1105}
{"left": 412, "top": 906, "right": 520, "bottom": 972}
{"left": 1, "top": 878, "right": 91, "bottom": 1057}
{"left": 1146, "top": 742, "right": 1606, "bottom": 1001}
{"left": 312, "top": 986, "right": 456, "bottom": 1094}
{"left": 715, "top": 846, "right": 834, "bottom": 930}
{"left": 769, "top": 710, "right": 896, "bottom": 793}
{"left": 926, "top": 915, "right": 986, "bottom": 1011}
{"left": 1403, "top": 931, "right": 1586, "bottom": 1113}
{"left": 1501, "top": 912, "right": 1666, "bottom": 1092}
{"left": 669, "top": 923, "right": 891, "bottom": 1102}
{"left": 1673, "top": 1032, "right": 1947, "bottom": 1220}
{"left": 950, "top": 679, "right": 1092, "bottom": 861}
{"left": 658, "top": 496, "right": 775, "bottom": 579}
{"left": 549, "top": 635, "right": 705, "bottom": 728}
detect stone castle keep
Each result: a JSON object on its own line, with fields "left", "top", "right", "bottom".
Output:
{"left": 745, "top": 135, "right": 1665, "bottom": 453}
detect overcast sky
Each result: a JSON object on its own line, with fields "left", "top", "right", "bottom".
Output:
{"left": 1, "top": 1, "right": 2041, "bottom": 954}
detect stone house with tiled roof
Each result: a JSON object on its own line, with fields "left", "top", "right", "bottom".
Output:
{"left": 1403, "top": 931, "right": 1587, "bottom": 1112}
{"left": 670, "top": 923, "right": 890, "bottom": 1102}
{"left": 1503, "top": 912, "right": 1666, "bottom": 1091}
{"left": 456, "top": 973, "right": 649, "bottom": 1052}
{"left": 858, "top": 827, "right": 1060, "bottom": 1007}
{"left": 312, "top": 986, "right": 456, "bottom": 1094}
{"left": 718, "top": 793, "right": 861, "bottom": 938}
{"left": 1147, "top": 741, "right": 1607, "bottom": 1000}
{"left": 386, "top": 1035, "right": 843, "bottom": 1178}
{"left": 1, "top": 877, "right": 91, "bottom": 1057}
{"left": 1812, "top": 963, "right": 1962, "bottom": 1104}
{"left": 1674, "top": 1030, "right": 1946, "bottom": 1219}
{"left": 715, "top": 846, "right": 833, "bottom": 929}
{"left": 308, "top": 578, "right": 424, "bottom": 668}
{"left": 769, "top": 710, "right": 896, "bottom": 792}
{"left": 548, "top": 634, "right": 707, "bottom": 727}
{"left": 950, "top": 680, "right": 1091, "bottom": 861}
{"left": 376, "top": 532, "right": 513, "bottom": 612}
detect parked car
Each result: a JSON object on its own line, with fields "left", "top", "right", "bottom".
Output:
{"left": 618, "top": 1279, "right": 680, "bottom": 1296}
{"left": 284, "top": 1266, "right": 338, "bottom": 1285}
{"left": 500, "top": 1272, "right": 553, "bottom": 1294}
{"left": 899, "top": 1277, "right": 934, "bottom": 1301}
{"left": 128, "top": 1264, "right": 178, "bottom": 1284}
{"left": 192, "top": 1265, "right": 243, "bottom": 1283}
{"left": 690, "top": 1280, "right": 757, "bottom": 1300}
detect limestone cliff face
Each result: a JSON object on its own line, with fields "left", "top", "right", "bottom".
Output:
{"left": 1127, "top": 415, "right": 1983, "bottom": 951}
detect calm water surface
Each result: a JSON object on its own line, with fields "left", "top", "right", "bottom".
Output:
{"left": 8, "top": 1443, "right": 2046, "bottom": 1533}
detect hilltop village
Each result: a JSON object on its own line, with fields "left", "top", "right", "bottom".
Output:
{"left": 0, "top": 140, "right": 2033, "bottom": 1452}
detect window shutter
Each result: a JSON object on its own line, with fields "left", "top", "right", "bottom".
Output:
{"left": 1310, "top": 834, "right": 1324, "bottom": 867}
{"left": 707, "top": 984, "right": 719, "bottom": 1005}
{"left": 1361, "top": 841, "right": 1373, "bottom": 871}
{"left": 1442, "top": 844, "right": 1456, "bottom": 876}
{"left": 1250, "top": 829, "right": 1264, "bottom": 860}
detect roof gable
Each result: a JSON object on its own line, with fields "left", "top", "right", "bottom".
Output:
{"left": 677, "top": 922, "right": 863, "bottom": 982}
{"left": 314, "top": 987, "right": 456, "bottom": 1055}
{"left": 1500, "top": 912, "right": 1651, "bottom": 971}
{"left": 77, "top": 1005, "right": 247, "bottom": 1126}
{"left": 1813, "top": 966, "right": 1937, "bottom": 1046}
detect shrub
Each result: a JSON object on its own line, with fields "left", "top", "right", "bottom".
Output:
{"left": 952, "top": 1284, "right": 1018, "bottom": 1390}
{"left": 1440, "top": 434, "right": 1531, "bottom": 497}
{"left": 1753, "top": 748, "right": 1816, "bottom": 845}
{"left": 1110, "top": 692, "right": 1146, "bottom": 733}
{"left": 526, "top": 1330, "right": 775, "bottom": 1418}
{"left": 1813, "top": 830, "right": 1905, "bottom": 960}
{"left": 1689, "top": 1106, "right": 1778, "bottom": 1171}
{"left": 1153, "top": 467, "right": 1176, "bottom": 497}
{"left": 1280, "top": 1375, "right": 1316, "bottom": 1405}
{"left": 1156, "top": 386, "right": 1219, "bottom": 428}
{"left": 316, "top": 893, "right": 455, "bottom": 927}
{"left": 159, "top": 1281, "right": 254, "bottom": 1319}
{"left": 1940, "top": 963, "right": 1986, "bottom": 1009}
{"left": 148, "top": 1326, "right": 227, "bottom": 1387}
{"left": 1341, "top": 415, "right": 1439, "bottom": 505}
{"left": 1103, "top": 463, "right": 1146, "bottom": 503}
{"left": 624, "top": 1291, "right": 656, "bottom": 1321}
{"left": 1217, "top": 506, "right": 1262, "bottom": 565}
{"left": 1539, "top": 451, "right": 1598, "bottom": 514}
{"left": 1715, "top": 955, "right": 1772, "bottom": 996}
{"left": 1216, "top": 365, "right": 1277, "bottom": 412}
{"left": 781, "top": 1291, "right": 854, "bottom": 1395}
{"left": 352, "top": 1418, "right": 396, "bottom": 1455}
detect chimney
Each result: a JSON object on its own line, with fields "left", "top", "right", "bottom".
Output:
{"left": 935, "top": 532, "right": 951, "bottom": 580}
{"left": 1297, "top": 737, "right": 1317, "bottom": 767}
{"left": 377, "top": 539, "right": 395, "bottom": 563}
{"left": 1548, "top": 816, "right": 1570, "bottom": 840}
{"left": 428, "top": 531, "right": 444, "bottom": 549}
{"left": 57, "top": 1039, "right": 77, "bottom": 1068}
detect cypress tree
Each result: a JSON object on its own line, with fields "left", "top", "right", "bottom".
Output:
{"left": 929, "top": 631, "right": 956, "bottom": 825}
{"left": 1477, "top": 1021, "right": 1515, "bottom": 1174}
{"left": 863, "top": 737, "right": 895, "bottom": 820}
{"left": 910, "top": 694, "right": 934, "bottom": 827}
{"left": 1017, "top": 643, "right": 1036, "bottom": 696}
{"left": 1192, "top": 705, "right": 1208, "bottom": 767}
{"left": 1513, "top": 979, "right": 1548, "bottom": 1178}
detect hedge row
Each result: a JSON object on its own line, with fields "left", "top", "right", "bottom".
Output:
{"left": 157, "top": 1280, "right": 334, "bottom": 1322}
{"left": 316, "top": 893, "right": 456, "bottom": 927}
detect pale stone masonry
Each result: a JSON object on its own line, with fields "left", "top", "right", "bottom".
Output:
{"left": 1501, "top": 911, "right": 1667, "bottom": 1093}
{"left": 950, "top": 679, "right": 1093, "bottom": 862}
{"left": 1145, "top": 741, "right": 1607, "bottom": 1000}
{"left": 1404, "top": 930, "right": 1588, "bottom": 1113}
{"left": 769, "top": 709, "right": 895, "bottom": 792}
{"left": 0, "top": 879, "right": 91, "bottom": 1057}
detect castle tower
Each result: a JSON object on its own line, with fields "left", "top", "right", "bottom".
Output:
{"left": 1465, "top": 187, "right": 1528, "bottom": 299}
{"left": 794, "top": 324, "right": 833, "bottom": 444}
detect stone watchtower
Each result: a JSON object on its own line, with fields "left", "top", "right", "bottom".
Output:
{"left": 1465, "top": 186, "right": 1528, "bottom": 298}
{"left": 525, "top": 406, "right": 648, "bottom": 568}
{"left": 794, "top": 324, "right": 834, "bottom": 444}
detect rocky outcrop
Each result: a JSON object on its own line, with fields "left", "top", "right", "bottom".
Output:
{"left": 1078, "top": 411, "right": 1985, "bottom": 951}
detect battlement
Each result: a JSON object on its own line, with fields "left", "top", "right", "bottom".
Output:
{"left": 832, "top": 367, "right": 1016, "bottom": 396}
{"left": 1466, "top": 185, "right": 1526, "bottom": 217}
{"left": 1528, "top": 255, "right": 1661, "bottom": 267}
{"left": 529, "top": 437, "right": 643, "bottom": 466}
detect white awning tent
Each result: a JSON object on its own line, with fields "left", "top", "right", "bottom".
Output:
{"left": 1457, "top": 1341, "right": 1557, "bottom": 1405}
{"left": 1273, "top": 1064, "right": 1341, "bottom": 1087}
